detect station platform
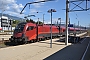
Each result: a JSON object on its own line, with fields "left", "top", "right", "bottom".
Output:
{"left": 69, "top": 32, "right": 87, "bottom": 37}
{"left": 0, "top": 35, "right": 12, "bottom": 41}
{"left": 0, "top": 36, "right": 90, "bottom": 60}
{"left": 44, "top": 36, "right": 90, "bottom": 60}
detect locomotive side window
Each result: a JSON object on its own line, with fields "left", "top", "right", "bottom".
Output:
{"left": 27, "top": 26, "right": 34, "bottom": 31}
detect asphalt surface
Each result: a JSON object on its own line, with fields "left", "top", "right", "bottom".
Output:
{"left": 44, "top": 37, "right": 90, "bottom": 60}
{"left": 82, "top": 38, "right": 90, "bottom": 60}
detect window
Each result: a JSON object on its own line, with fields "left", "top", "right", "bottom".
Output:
{"left": 27, "top": 26, "right": 34, "bottom": 31}
{"left": 14, "top": 22, "right": 26, "bottom": 33}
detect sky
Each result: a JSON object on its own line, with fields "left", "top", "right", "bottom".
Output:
{"left": 0, "top": 0, "right": 90, "bottom": 27}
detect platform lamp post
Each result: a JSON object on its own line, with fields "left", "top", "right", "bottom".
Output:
{"left": 47, "top": 9, "right": 56, "bottom": 48}
{"left": 38, "top": 18, "right": 39, "bottom": 24}
{"left": 36, "top": 12, "right": 40, "bottom": 25}
{"left": 65, "top": 0, "right": 69, "bottom": 45}
{"left": 76, "top": 14, "right": 79, "bottom": 29}
{"left": 58, "top": 18, "right": 61, "bottom": 34}
{"left": 43, "top": 14, "right": 45, "bottom": 24}
{"left": 58, "top": 18, "right": 61, "bottom": 41}
{"left": 36, "top": 12, "right": 45, "bottom": 25}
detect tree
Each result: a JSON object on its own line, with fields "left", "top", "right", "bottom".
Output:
{"left": 16, "top": 20, "right": 20, "bottom": 24}
{"left": 12, "top": 20, "right": 20, "bottom": 27}
{"left": 36, "top": 21, "right": 43, "bottom": 24}
{"left": 26, "top": 19, "right": 30, "bottom": 22}
{"left": 30, "top": 19, "right": 35, "bottom": 23}
{"left": 26, "top": 19, "right": 36, "bottom": 23}
{"left": 13, "top": 20, "right": 16, "bottom": 24}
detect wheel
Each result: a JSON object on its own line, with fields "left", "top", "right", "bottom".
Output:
{"left": 33, "top": 40, "right": 35, "bottom": 43}
{"left": 22, "top": 37, "right": 28, "bottom": 44}
{"left": 37, "top": 39, "right": 40, "bottom": 42}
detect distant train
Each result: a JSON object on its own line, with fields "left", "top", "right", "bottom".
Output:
{"left": 9, "top": 22, "right": 86, "bottom": 44}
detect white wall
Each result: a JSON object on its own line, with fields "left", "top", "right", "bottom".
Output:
{"left": 2, "top": 27, "right": 15, "bottom": 30}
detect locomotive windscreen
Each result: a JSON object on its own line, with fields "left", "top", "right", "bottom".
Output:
{"left": 14, "top": 22, "right": 26, "bottom": 33}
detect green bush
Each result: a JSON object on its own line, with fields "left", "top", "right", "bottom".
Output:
{"left": 4, "top": 30, "right": 14, "bottom": 32}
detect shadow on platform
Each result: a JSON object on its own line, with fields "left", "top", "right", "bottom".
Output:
{"left": 39, "top": 41, "right": 65, "bottom": 45}
{"left": 43, "top": 37, "right": 90, "bottom": 60}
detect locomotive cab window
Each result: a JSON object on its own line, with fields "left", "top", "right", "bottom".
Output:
{"left": 14, "top": 22, "right": 26, "bottom": 33}
{"left": 27, "top": 26, "right": 34, "bottom": 31}
{"left": 57, "top": 26, "right": 60, "bottom": 30}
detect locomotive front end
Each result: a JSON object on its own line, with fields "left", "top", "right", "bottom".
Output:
{"left": 9, "top": 22, "right": 27, "bottom": 43}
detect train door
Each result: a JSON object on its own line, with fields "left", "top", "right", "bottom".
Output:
{"left": 36, "top": 24, "right": 38, "bottom": 40}
{"left": 25, "top": 26, "right": 36, "bottom": 41}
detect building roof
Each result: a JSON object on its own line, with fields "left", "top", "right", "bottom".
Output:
{"left": 0, "top": 16, "right": 8, "bottom": 20}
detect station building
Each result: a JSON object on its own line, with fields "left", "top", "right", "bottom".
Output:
{"left": 0, "top": 16, "right": 15, "bottom": 31}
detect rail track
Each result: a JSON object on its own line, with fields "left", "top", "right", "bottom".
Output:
{"left": 0, "top": 36, "right": 85, "bottom": 48}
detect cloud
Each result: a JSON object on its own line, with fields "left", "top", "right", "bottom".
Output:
{"left": 32, "top": 0, "right": 57, "bottom": 9}
{"left": 6, "top": 11, "right": 25, "bottom": 18}
{"left": 0, "top": 0, "right": 24, "bottom": 17}
{"left": 44, "top": 18, "right": 65, "bottom": 24}
{"left": 32, "top": 0, "right": 45, "bottom": 8}
{"left": 33, "top": 3, "right": 44, "bottom": 8}
{"left": 44, "top": 21, "right": 51, "bottom": 24}
{"left": 56, "top": 0, "right": 59, "bottom": 2}
{"left": 29, "top": 9, "right": 42, "bottom": 14}
{"left": 30, "top": 9, "right": 38, "bottom": 13}
{"left": 0, "top": 0, "right": 16, "bottom": 10}
{"left": 11, "top": 3, "right": 24, "bottom": 13}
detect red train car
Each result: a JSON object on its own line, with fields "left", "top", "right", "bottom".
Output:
{"left": 9, "top": 22, "right": 64, "bottom": 43}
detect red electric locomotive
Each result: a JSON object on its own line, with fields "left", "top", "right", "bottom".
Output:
{"left": 9, "top": 22, "right": 65, "bottom": 43}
